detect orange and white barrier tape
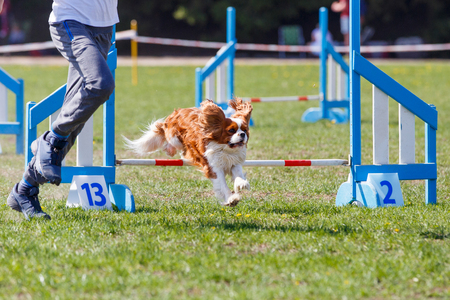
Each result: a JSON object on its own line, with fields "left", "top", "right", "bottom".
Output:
{"left": 0, "top": 30, "right": 137, "bottom": 54}
{"left": 136, "top": 36, "right": 226, "bottom": 49}
{"left": 1, "top": 29, "right": 449, "bottom": 54}
{"left": 0, "top": 41, "right": 56, "bottom": 54}
{"left": 134, "top": 35, "right": 450, "bottom": 54}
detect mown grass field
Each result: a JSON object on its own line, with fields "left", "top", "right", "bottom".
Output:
{"left": 0, "top": 60, "right": 450, "bottom": 299}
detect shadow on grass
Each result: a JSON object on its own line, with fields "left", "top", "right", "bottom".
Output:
{"left": 132, "top": 202, "right": 361, "bottom": 235}
{"left": 420, "top": 231, "right": 450, "bottom": 240}
{"left": 135, "top": 200, "right": 345, "bottom": 216}
{"left": 263, "top": 205, "right": 341, "bottom": 216}
{"left": 202, "top": 220, "right": 358, "bottom": 235}
{"left": 147, "top": 217, "right": 360, "bottom": 236}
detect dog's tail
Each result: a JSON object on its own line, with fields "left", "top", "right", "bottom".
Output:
{"left": 123, "top": 118, "right": 166, "bottom": 156}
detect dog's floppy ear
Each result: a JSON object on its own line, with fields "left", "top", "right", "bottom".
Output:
{"left": 200, "top": 100, "right": 226, "bottom": 140}
{"left": 229, "top": 97, "right": 253, "bottom": 124}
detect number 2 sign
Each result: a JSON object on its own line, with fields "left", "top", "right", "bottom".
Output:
{"left": 367, "top": 173, "right": 404, "bottom": 207}
{"left": 67, "top": 175, "right": 113, "bottom": 211}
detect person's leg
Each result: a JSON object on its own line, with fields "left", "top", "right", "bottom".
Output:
{"left": 35, "top": 21, "right": 114, "bottom": 185}
{"left": 51, "top": 21, "right": 115, "bottom": 137}
{"left": 8, "top": 21, "right": 114, "bottom": 220}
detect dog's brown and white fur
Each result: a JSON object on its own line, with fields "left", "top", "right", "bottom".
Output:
{"left": 125, "top": 98, "right": 253, "bottom": 207}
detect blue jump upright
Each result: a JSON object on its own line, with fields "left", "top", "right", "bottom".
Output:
{"left": 195, "top": 7, "right": 349, "bottom": 125}
{"left": 301, "top": 7, "right": 349, "bottom": 124}
{"left": 0, "top": 68, "right": 24, "bottom": 154}
{"left": 25, "top": 26, "right": 135, "bottom": 212}
{"left": 336, "top": 0, "right": 437, "bottom": 207}
{"left": 195, "top": 7, "right": 236, "bottom": 112}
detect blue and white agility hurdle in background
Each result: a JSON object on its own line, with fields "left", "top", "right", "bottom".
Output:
{"left": 0, "top": 68, "right": 24, "bottom": 154}
{"left": 302, "top": 7, "right": 349, "bottom": 124}
{"left": 195, "top": 7, "right": 236, "bottom": 113}
{"left": 195, "top": 7, "right": 349, "bottom": 124}
{"left": 25, "top": 27, "right": 135, "bottom": 212}
{"left": 335, "top": 0, "right": 437, "bottom": 207}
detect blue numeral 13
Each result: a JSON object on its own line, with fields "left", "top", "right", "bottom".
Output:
{"left": 81, "top": 182, "right": 107, "bottom": 206}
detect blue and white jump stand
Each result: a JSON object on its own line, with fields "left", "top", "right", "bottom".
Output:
{"left": 0, "top": 68, "right": 24, "bottom": 154}
{"left": 336, "top": 0, "right": 437, "bottom": 207}
{"left": 195, "top": 7, "right": 349, "bottom": 125}
{"left": 195, "top": 7, "right": 236, "bottom": 117}
{"left": 301, "top": 7, "right": 349, "bottom": 124}
{"left": 25, "top": 27, "right": 135, "bottom": 212}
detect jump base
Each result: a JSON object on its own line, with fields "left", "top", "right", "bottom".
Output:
{"left": 109, "top": 184, "right": 135, "bottom": 213}
{"left": 336, "top": 177, "right": 379, "bottom": 208}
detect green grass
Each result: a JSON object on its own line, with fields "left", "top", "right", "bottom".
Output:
{"left": 1, "top": 61, "right": 450, "bottom": 299}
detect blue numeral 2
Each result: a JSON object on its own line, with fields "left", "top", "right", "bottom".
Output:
{"left": 380, "top": 180, "right": 396, "bottom": 205}
{"left": 81, "top": 182, "right": 107, "bottom": 206}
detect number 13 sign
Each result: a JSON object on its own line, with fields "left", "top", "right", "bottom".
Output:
{"left": 367, "top": 173, "right": 404, "bottom": 207}
{"left": 67, "top": 175, "right": 113, "bottom": 211}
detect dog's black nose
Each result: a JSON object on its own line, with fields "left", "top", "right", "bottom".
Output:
{"left": 239, "top": 133, "right": 246, "bottom": 138}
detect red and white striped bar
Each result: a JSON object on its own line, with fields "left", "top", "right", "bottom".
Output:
{"left": 242, "top": 95, "right": 321, "bottom": 103}
{"left": 116, "top": 159, "right": 348, "bottom": 167}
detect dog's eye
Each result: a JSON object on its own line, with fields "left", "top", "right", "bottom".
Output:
{"left": 228, "top": 129, "right": 236, "bottom": 134}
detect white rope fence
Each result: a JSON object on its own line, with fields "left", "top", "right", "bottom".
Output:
{"left": 135, "top": 35, "right": 450, "bottom": 53}
{"left": 1, "top": 29, "right": 450, "bottom": 54}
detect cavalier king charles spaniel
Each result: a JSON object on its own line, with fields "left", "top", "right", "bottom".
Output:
{"left": 125, "top": 98, "right": 253, "bottom": 207}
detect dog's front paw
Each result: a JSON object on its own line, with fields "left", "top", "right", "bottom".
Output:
{"left": 222, "top": 193, "right": 241, "bottom": 207}
{"left": 234, "top": 177, "right": 250, "bottom": 193}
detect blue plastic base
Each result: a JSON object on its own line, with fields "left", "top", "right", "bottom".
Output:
{"left": 336, "top": 175, "right": 380, "bottom": 208}
{"left": 109, "top": 184, "right": 135, "bottom": 212}
{"left": 301, "top": 107, "right": 348, "bottom": 124}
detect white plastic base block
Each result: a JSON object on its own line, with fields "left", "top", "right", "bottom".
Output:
{"left": 66, "top": 180, "right": 81, "bottom": 208}
{"left": 66, "top": 175, "right": 113, "bottom": 211}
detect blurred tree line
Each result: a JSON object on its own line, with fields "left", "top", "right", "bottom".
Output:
{"left": 7, "top": 0, "right": 450, "bottom": 57}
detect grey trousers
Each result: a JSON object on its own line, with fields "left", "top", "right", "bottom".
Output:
{"left": 24, "top": 20, "right": 115, "bottom": 186}
{"left": 50, "top": 20, "right": 115, "bottom": 138}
